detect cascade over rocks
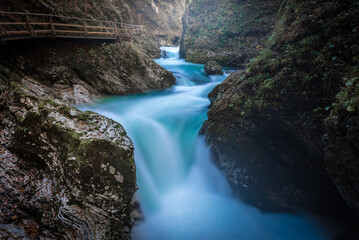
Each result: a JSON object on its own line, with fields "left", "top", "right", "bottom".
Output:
{"left": 204, "top": 61, "right": 223, "bottom": 75}
{"left": 0, "top": 38, "right": 175, "bottom": 239}
{"left": 0, "top": 0, "right": 185, "bottom": 238}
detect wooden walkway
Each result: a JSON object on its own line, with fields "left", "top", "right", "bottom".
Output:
{"left": 0, "top": 11, "right": 144, "bottom": 42}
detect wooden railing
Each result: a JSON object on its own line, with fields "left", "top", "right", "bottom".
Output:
{"left": 0, "top": 11, "right": 144, "bottom": 42}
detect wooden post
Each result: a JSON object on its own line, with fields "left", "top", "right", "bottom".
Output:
{"left": 129, "top": 27, "right": 133, "bottom": 42}
{"left": 114, "top": 23, "right": 118, "bottom": 37}
{"left": 26, "top": 14, "right": 35, "bottom": 35}
{"left": 0, "top": 24, "right": 8, "bottom": 36}
{"left": 50, "top": 15, "right": 56, "bottom": 35}
{"left": 83, "top": 20, "right": 88, "bottom": 36}
{"left": 124, "top": 25, "right": 128, "bottom": 37}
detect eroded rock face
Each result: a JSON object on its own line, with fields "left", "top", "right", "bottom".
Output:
{"left": 203, "top": 0, "right": 359, "bottom": 229}
{"left": 204, "top": 61, "right": 223, "bottom": 75}
{"left": 1, "top": 39, "right": 175, "bottom": 104}
{"left": 0, "top": 84, "right": 137, "bottom": 239}
{"left": 325, "top": 115, "right": 359, "bottom": 216}
{"left": 180, "top": 0, "right": 280, "bottom": 67}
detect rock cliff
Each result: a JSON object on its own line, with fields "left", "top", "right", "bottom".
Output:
{"left": 1, "top": 39, "right": 175, "bottom": 104}
{"left": 0, "top": 0, "right": 183, "bottom": 238}
{"left": 180, "top": 0, "right": 281, "bottom": 67}
{"left": 203, "top": 0, "right": 359, "bottom": 231}
{"left": 0, "top": 39, "right": 171, "bottom": 239}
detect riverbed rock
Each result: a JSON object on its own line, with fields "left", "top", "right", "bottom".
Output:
{"left": 204, "top": 61, "right": 223, "bottom": 75}
{"left": 0, "top": 84, "right": 137, "bottom": 239}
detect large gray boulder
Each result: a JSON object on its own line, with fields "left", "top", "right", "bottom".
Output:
{"left": 0, "top": 86, "right": 137, "bottom": 239}
{"left": 204, "top": 61, "right": 223, "bottom": 75}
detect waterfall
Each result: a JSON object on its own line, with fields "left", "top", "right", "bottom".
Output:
{"left": 78, "top": 47, "right": 334, "bottom": 240}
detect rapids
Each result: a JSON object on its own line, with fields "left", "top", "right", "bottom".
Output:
{"left": 78, "top": 47, "right": 334, "bottom": 240}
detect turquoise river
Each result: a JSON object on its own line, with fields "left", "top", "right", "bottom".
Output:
{"left": 79, "top": 47, "right": 334, "bottom": 240}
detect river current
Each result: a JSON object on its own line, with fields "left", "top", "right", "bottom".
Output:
{"left": 79, "top": 47, "right": 334, "bottom": 240}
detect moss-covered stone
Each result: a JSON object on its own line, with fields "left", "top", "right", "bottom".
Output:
{"left": 1, "top": 83, "right": 136, "bottom": 239}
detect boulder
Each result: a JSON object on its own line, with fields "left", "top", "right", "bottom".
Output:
{"left": 204, "top": 61, "right": 223, "bottom": 75}
{"left": 0, "top": 87, "right": 137, "bottom": 239}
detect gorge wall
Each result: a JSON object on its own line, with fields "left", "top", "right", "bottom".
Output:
{"left": 2, "top": 0, "right": 359, "bottom": 238}
{"left": 180, "top": 0, "right": 281, "bottom": 67}
{"left": 0, "top": 1, "right": 186, "bottom": 239}
{"left": 195, "top": 0, "right": 359, "bottom": 232}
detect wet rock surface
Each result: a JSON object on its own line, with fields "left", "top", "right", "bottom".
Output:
{"left": 1, "top": 39, "right": 175, "bottom": 105}
{"left": 0, "top": 84, "right": 137, "bottom": 239}
{"left": 0, "top": 1, "right": 181, "bottom": 239}
{"left": 204, "top": 61, "right": 223, "bottom": 75}
{"left": 202, "top": 0, "right": 359, "bottom": 232}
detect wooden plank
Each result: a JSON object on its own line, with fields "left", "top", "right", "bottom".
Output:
{"left": 30, "top": 22, "right": 51, "bottom": 26}
{"left": 0, "top": 34, "right": 130, "bottom": 41}
{"left": 87, "top": 25, "right": 115, "bottom": 30}
{"left": 5, "top": 30, "right": 31, "bottom": 35}
{"left": 35, "top": 30, "right": 51, "bottom": 34}
{"left": 87, "top": 31, "right": 116, "bottom": 35}
{"left": 54, "top": 30, "right": 85, "bottom": 34}
{"left": 50, "top": 30, "right": 118, "bottom": 35}
{"left": 0, "top": 22, "right": 27, "bottom": 25}
{"left": 53, "top": 23, "right": 83, "bottom": 28}
{"left": 52, "top": 23, "right": 115, "bottom": 30}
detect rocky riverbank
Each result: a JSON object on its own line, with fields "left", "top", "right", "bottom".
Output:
{"left": 201, "top": 0, "right": 359, "bottom": 232}
{"left": 0, "top": 0, "right": 185, "bottom": 237}
{"left": 0, "top": 32, "right": 178, "bottom": 238}
{"left": 0, "top": 84, "right": 137, "bottom": 238}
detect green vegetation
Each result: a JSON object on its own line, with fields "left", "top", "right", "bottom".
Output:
{"left": 182, "top": 0, "right": 281, "bottom": 65}
{"left": 217, "top": 0, "right": 359, "bottom": 118}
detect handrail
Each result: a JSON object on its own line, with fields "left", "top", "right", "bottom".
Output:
{"left": 0, "top": 11, "right": 145, "bottom": 41}
{"left": 0, "top": 11, "right": 142, "bottom": 28}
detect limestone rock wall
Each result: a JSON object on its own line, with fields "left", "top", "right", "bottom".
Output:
{"left": 203, "top": 0, "right": 359, "bottom": 233}
{"left": 1, "top": 39, "right": 175, "bottom": 104}
{"left": 180, "top": 0, "right": 281, "bottom": 67}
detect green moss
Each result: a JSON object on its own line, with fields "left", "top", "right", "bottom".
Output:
{"left": 183, "top": 0, "right": 280, "bottom": 65}
{"left": 211, "top": 0, "right": 359, "bottom": 121}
